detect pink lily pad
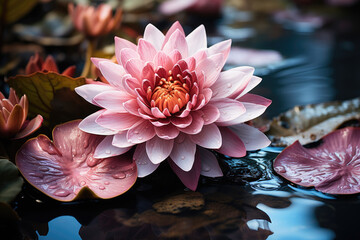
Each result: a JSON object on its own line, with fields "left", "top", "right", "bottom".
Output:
{"left": 274, "top": 127, "right": 360, "bottom": 195}
{"left": 15, "top": 120, "right": 137, "bottom": 202}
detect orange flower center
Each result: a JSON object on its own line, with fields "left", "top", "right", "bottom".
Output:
{"left": 151, "top": 70, "right": 190, "bottom": 114}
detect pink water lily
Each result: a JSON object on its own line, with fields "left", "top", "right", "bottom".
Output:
{"left": 0, "top": 88, "right": 42, "bottom": 139}
{"left": 25, "top": 53, "right": 76, "bottom": 77}
{"left": 68, "top": 3, "right": 122, "bottom": 38}
{"left": 274, "top": 127, "right": 360, "bottom": 195}
{"left": 15, "top": 120, "right": 137, "bottom": 201}
{"left": 159, "top": 0, "right": 224, "bottom": 16}
{"left": 76, "top": 22, "right": 271, "bottom": 190}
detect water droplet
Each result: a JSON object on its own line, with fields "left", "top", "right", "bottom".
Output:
{"left": 80, "top": 181, "right": 86, "bottom": 186}
{"left": 104, "top": 181, "right": 110, "bottom": 185}
{"left": 87, "top": 156, "right": 99, "bottom": 167}
{"left": 49, "top": 185, "right": 57, "bottom": 189}
{"left": 202, "top": 165, "right": 211, "bottom": 172}
{"left": 275, "top": 166, "right": 286, "bottom": 173}
{"left": 293, "top": 178, "right": 302, "bottom": 183}
{"left": 181, "top": 156, "right": 185, "bottom": 160}
{"left": 105, "top": 149, "right": 111, "bottom": 154}
{"left": 39, "top": 166, "right": 49, "bottom": 172}
{"left": 138, "top": 136, "right": 143, "bottom": 140}
{"left": 227, "top": 83, "right": 232, "bottom": 88}
{"left": 99, "top": 186, "right": 105, "bottom": 190}
{"left": 54, "top": 189, "right": 71, "bottom": 197}
{"left": 112, "top": 172, "right": 126, "bottom": 179}
{"left": 134, "top": 130, "right": 139, "bottom": 134}
{"left": 83, "top": 140, "right": 89, "bottom": 148}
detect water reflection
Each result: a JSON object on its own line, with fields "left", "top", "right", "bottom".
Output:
{"left": 37, "top": 216, "right": 81, "bottom": 240}
{"left": 258, "top": 197, "right": 335, "bottom": 240}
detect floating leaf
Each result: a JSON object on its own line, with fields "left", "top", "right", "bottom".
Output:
{"left": 268, "top": 97, "right": 360, "bottom": 146}
{"left": 274, "top": 127, "right": 360, "bottom": 195}
{"left": 16, "top": 120, "right": 137, "bottom": 202}
{"left": 8, "top": 72, "right": 90, "bottom": 127}
{"left": 0, "top": 159, "right": 24, "bottom": 203}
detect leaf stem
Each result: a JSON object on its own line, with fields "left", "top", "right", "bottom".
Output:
{"left": 81, "top": 38, "right": 97, "bottom": 78}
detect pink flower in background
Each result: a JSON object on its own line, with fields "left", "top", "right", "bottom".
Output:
{"left": 68, "top": 3, "right": 122, "bottom": 37}
{"left": 0, "top": 88, "right": 43, "bottom": 139}
{"left": 25, "top": 53, "right": 76, "bottom": 77}
{"left": 76, "top": 22, "right": 271, "bottom": 190}
{"left": 274, "top": 127, "right": 360, "bottom": 195}
{"left": 16, "top": 120, "right": 137, "bottom": 201}
{"left": 159, "top": 0, "right": 224, "bottom": 16}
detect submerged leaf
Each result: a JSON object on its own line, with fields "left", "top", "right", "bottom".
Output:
{"left": 0, "top": 159, "right": 24, "bottom": 203}
{"left": 8, "top": 72, "right": 88, "bottom": 127}
{"left": 15, "top": 120, "right": 137, "bottom": 202}
{"left": 268, "top": 97, "right": 360, "bottom": 146}
{"left": 274, "top": 127, "right": 360, "bottom": 195}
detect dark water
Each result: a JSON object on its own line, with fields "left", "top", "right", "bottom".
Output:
{"left": 6, "top": 3, "right": 360, "bottom": 240}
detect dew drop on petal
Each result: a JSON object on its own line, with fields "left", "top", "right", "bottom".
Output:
{"left": 293, "top": 178, "right": 302, "bottom": 183}
{"left": 54, "top": 189, "right": 71, "bottom": 197}
{"left": 80, "top": 181, "right": 86, "bottom": 186}
{"left": 138, "top": 136, "right": 143, "bottom": 140}
{"left": 105, "top": 149, "right": 111, "bottom": 154}
{"left": 275, "top": 166, "right": 286, "bottom": 173}
{"left": 104, "top": 181, "right": 110, "bottom": 185}
{"left": 49, "top": 185, "right": 57, "bottom": 189}
{"left": 227, "top": 83, "right": 232, "bottom": 88}
{"left": 202, "top": 165, "right": 211, "bottom": 172}
{"left": 134, "top": 130, "right": 139, "bottom": 134}
{"left": 181, "top": 156, "right": 185, "bottom": 160}
{"left": 112, "top": 172, "right": 126, "bottom": 179}
{"left": 99, "top": 186, "right": 105, "bottom": 190}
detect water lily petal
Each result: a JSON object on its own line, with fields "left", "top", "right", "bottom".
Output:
{"left": 134, "top": 143, "right": 159, "bottom": 177}
{"left": 216, "top": 127, "right": 246, "bottom": 158}
{"left": 237, "top": 76, "right": 262, "bottom": 98}
{"left": 211, "top": 66, "right": 253, "bottom": 99}
{"left": 201, "top": 104, "right": 220, "bottom": 125}
{"left": 230, "top": 124, "right": 270, "bottom": 151}
{"left": 127, "top": 120, "right": 155, "bottom": 144}
{"left": 211, "top": 98, "right": 246, "bottom": 123}
{"left": 162, "top": 21, "right": 185, "bottom": 49}
{"left": 96, "top": 110, "right": 141, "bottom": 131}
{"left": 146, "top": 136, "right": 174, "bottom": 164}
{"left": 168, "top": 150, "right": 201, "bottom": 191}
{"left": 186, "top": 24, "right": 207, "bottom": 56}
{"left": 13, "top": 115, "right": 43, "bottom": 139}
{"left": 94, "top": 135, "right": 131, "bottom": 158}
{"left": 144, "top": 23, "right": 165, "bottom": 51}
{"left": 163, "top": 29, "right": 189, "bottom": 59}
{"left": 197, "top": 53, "right": 224, "bottom": 88}
{"left": 98, "top": 61, "right": 127, "bottom": 88}
{"left": 198, "top": 147, "right": 223, "bottom": 177}
{"left": 115, "top": 36, "right": 137, "bottom": 64}
{"left": 190, "top": 124, "right": 222, "bottom": 149}
{"left": 155, "top": 124, "right": 180, "bottom": 139}
{"left": 79, "top": 110, "right": 117, "bottom": 135}
{"left": 112, "top": 131, "right": 135, "bottom": 148}
{"left": 170, "top": 134, "right": 196, "bottom": 171}
{"left": 75, "top": 84, "right": 116, "bottom": 106}
{"left": 138, "top": 39, "right": 157, "bottom": 62}
{"left": 93, "top": 91, "right": 132, "bottom": 113}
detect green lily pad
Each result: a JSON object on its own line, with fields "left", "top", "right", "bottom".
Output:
{"left": 0, "top": 159, "right": 23, "bottom": 203}
{"left": 268, "top": 97, "right": 360, "bottom": 146}
{"left": 8, "top": 72, "right": 93, "bottom": 127}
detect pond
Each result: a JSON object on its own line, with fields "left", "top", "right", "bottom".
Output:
{"left": 2, "top": 1, "right": 360, "bottom": 239}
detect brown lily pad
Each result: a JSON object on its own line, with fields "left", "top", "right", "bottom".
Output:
{"left": 268, "top": 97, "right": 360, "bottom": 146}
